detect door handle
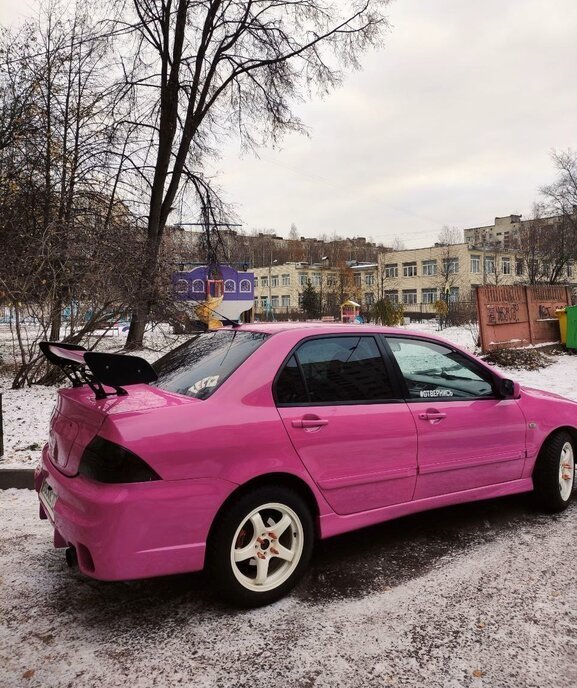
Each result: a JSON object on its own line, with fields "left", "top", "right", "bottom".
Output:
{"left": 292, "top": 418, "right": 329, "bottom": 428}
{"left": 418, "top": 411, "right": 447, "bottom": 422}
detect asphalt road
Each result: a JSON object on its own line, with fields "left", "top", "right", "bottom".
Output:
{"left": 1, "top": 488, "right": 576, "bottom": 688}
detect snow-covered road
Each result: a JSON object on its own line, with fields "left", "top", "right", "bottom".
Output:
{"left": 1, "top": 489, "right": 576, "bottom": 687}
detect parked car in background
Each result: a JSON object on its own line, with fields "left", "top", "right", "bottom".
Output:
{"left": 36, "top": 324, "right": 576, "bottom": 606}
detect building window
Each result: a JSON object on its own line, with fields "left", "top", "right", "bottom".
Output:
{"left": 224, "top": 279, "right": 236, "bottom": 293}
{"left": 326, "top": 274, "right": 336, "bottom": 287}
{"left": 470, "top": 255, "right": 481, "bottom": 273}
{"left": 402, "top": 289, "right": 418, "bottom": 305}
{"left": 239, "top": 279, "right": 251, "bottom": 293}
{"left": 567, "top": 263, "right": 573, "bottom": 279}
{"left": 261, "top": 276, "right": 269, "bottom": 287}
{"left": 365, "top": 292, "right": 375, "bottom": 306}
{"left": 271, "top": 296, "right": 279, "bottom": 308}
{"left": 422, "top": 260, "right": 437, "bottom": 276}
{"left": 192, "top": 279, "right": 205, "bottom": 293}
{"left": 385, "top": 290, "right": 399, "bottom": 303}
{"left": 282, "top": 274, "right": 290, "bottom": 286}
{"left": 271, "top": 275, "right": 279, "bottom": 287}
{"left": 484, "top": 257, "right": 495, "bottom": 274}
{"left": 516, "top": 260, "right": 524, "bottom": 276}
{"left": 254, "top": 277, "right": 258, "bottom": 287}
{"left": 385, "top": 264, "right": 398, "bottom": 278}
{"left": 421, "top": 288, "right": 438, "bottom": 304}
{"left": 281, "top": 295, "right": 290, "bottom": 307}
{"left": 501, "top": 257, "right": 511, "bottom": 275}
{"left": 365, "top": 273, "right": 375, "bottom": 286}
{"left": 403, "top": 262, "right": 417, "bottom": 277}
{"left": 175, "top": 279, "right": 188, "bottom": 294}
{"left": 312, "top": 273, "right": 322, "bottom": 287}
{"left": 299, "top": 273, "right": 308, "bottom": 286}
{"left": 449, "top": 287, "right": 460, "bottom": 302}
{"left": 443, "top": 258, "right": 459, "bottom": 274}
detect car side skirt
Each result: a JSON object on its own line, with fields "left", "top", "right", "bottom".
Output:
{"left": 318, "top": 478, "right": 534, "bottom": 540}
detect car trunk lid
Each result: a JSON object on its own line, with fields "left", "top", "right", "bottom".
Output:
{"left": 48, "top": 384, "right": 194, "bottom": 476}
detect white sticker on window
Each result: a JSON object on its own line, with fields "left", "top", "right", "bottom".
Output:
{"left": 419, "top": 389, "right": 454, "bottom": 398}
{"left": 187, "top": 375, "right": 220, "bottom": 395}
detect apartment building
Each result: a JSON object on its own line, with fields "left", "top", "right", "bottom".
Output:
{"left": 463, "top": 213, "right": 562, "bottom": 250}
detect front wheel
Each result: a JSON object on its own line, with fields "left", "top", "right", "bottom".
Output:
{"left": 533, "top": 431, "right": 576, "bottom": 512}
{"left": 208, "top": 486, "right": 314, "bottom": 607}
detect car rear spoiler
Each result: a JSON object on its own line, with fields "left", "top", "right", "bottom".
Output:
{"left": 39, "top": 341, "right": 158, "bottom": 400}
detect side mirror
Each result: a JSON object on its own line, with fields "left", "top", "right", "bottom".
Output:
{"left": 500, "top": 378, "right": 520, "bottom": 399}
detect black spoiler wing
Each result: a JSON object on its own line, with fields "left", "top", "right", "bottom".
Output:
{"left": 39, "top": 341, "right": 158, "bottom": 399}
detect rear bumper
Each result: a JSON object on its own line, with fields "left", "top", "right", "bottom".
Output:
{"left": 36, "top": 445, "right": 237, "bottom": 581}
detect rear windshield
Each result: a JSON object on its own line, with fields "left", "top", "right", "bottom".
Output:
{"left": 152, "top": 330, "right": 269, "bottom": 399}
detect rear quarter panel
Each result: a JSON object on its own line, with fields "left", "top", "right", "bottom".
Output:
{"left": 99, "top": 333, "right": 335, "bottom": 515}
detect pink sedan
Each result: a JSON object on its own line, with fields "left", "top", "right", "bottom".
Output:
{"left": 35, "top": 324, "right": 576, "bottom": 606}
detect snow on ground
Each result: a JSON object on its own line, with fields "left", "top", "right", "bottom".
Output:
{"left": 1, "top": 489, "right": 576, "bottom": 687}
{"left": 1, "top": 319, "right": 576, "bottom": 467}
{"left": 1, "top": 320, "right": 577, "bottom": 686}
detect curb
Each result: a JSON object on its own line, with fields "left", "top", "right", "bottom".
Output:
{"left": 0, "top": 469, "right": 35, "bottom": 490}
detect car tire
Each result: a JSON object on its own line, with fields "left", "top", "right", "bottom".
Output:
{"left": 533, "top": 431, "right": 576, "bottom": 513}
{"left": 208, "top": 486, "right": 314, "bottom": 608}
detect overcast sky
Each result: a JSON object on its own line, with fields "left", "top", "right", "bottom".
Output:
{"left": 2, "top": 0, "right": 576, "bottom": 248}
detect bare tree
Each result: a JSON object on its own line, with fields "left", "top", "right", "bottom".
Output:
{"left": 288, "top": 223, "right": 299, "bottom": 241}
{"left": 0, "top": 4, "right": 166, "bottom": 386}
{"left": 541, "top": 150, "right": 577, "bottom": 233}
{"left": 116, "top": 0, "right": 390, "bottom": 347}
{"left": 518, "top": 201, "right": 576, "bottom": 285}
{"left": 390, "top": 236, "right": 406, "bottom": 251}
{"left": 437, "top": 225, "right": 462, "bottom": 246}
{"left": 0, "top": 25, "right": 39, "bottom": 152}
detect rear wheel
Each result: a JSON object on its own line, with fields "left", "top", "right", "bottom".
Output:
{"left": 208, "top": 486, "right": 314, "bottom": 607}
{"left": 533, "top": 431, "right": 575, "bottom": 512}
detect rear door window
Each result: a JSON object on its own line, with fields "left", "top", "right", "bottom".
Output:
{"left": 153, "top": 330, "right": 268, "bottom": 399}
{"left": 275, "top": 335, "right": 394, "bottom": 404}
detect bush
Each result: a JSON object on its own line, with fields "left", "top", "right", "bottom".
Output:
{"left": 371, "top": 299, "right": 404, "bottom": 326}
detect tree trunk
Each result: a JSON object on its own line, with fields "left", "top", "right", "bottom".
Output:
{"left": 124, "top": 227, "right": 163, "bottom": 349}
{"left": 49, "top": 294, "right": 62, "bottom": 341}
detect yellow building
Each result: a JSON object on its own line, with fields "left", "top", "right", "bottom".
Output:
{"left": 376, "top": 243, "right": 526, "bottom": 310}
{"left": 252, "top": 261, "right": 379, "bottom": 317}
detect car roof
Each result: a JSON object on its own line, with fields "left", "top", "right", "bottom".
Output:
{"left": 221, "top": 322, "right": 431, "bottom": 338}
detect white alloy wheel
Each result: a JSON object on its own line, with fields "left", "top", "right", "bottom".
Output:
{"left": 559, "top": 441, "right": 575, "bottom": 502}
{"left": 230, "top": 502, "right": 305, "bottom": 593}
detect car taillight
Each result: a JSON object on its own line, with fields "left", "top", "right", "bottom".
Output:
{"left": 79, "top": 436, "right": 161, "bottom": 483}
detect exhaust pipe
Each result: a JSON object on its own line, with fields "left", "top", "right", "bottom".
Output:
{"left": 65, "top": 546, "right": 78, "bottom": 568}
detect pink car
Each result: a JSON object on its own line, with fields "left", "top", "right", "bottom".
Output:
{"left": 35, "top": 324, "right": 576, "bottom": 606}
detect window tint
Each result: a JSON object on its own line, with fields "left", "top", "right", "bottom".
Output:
{"left": 153, "top": 330, "right": 268, "bottom": 399}
{"left": 385, "top": 337, "right": 494, "bottom": 400}
{"left": 276, "top": 336, "right": 393, "bottom": 404}
{"left": 275, "top": 355, "right": 308, "bottom": 404}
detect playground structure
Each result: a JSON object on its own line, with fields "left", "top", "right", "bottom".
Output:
{"left": 173, "top": 264, "right": 255, "bottom": 329}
